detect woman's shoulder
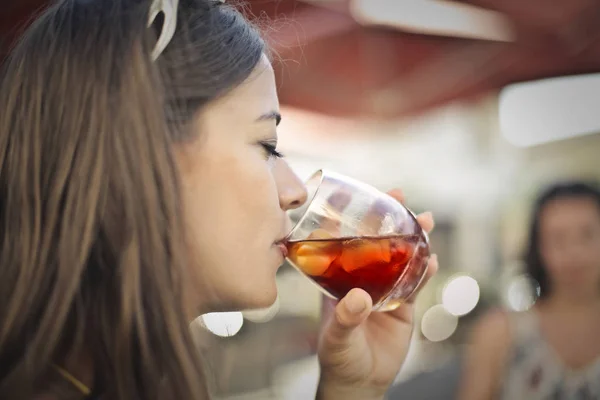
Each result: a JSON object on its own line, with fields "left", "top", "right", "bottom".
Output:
{"left": 467, "top": 308, "right": 515, "bottom": 360}
{"left": 469, "top": 308, "right": 542, "bottom": 364}
{"left": 471, "top": 308, "right": 512, "bottom": 338}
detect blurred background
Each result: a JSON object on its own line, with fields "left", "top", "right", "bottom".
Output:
{"left": 2, "top": 0, "right": 600, "bottom": 398}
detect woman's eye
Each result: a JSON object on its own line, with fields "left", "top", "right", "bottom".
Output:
{"left": 260, "top": 142, "right": 284, "bottom": 159}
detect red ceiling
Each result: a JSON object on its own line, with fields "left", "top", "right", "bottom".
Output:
{"left": 2, "top": 0, "right": 600, "bottom": 119}
{"left": 249, "top": 0, "right": 600, "bottom": 118}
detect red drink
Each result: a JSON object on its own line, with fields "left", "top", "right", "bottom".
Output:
{"left": 286, "top": 233, "right": 428, "bottom": 308}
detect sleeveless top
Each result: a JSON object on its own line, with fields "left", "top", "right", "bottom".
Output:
{"left": 500, "top": 312, "right": 600, "bottom": 400}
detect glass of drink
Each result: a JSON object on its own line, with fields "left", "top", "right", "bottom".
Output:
{"left": 284, "top": 170, "right": 430, "bottom": 312}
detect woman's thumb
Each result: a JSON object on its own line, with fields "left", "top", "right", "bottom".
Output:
{"left": 326, "top": 289, "right": 372, "bottom": 342}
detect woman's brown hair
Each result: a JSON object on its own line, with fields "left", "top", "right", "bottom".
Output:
{"left": 0, "top": 0, "right": 264, "bottom": 398}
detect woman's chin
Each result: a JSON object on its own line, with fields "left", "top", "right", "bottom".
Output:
{"left": 244, "top": 287, "right": 278, "bottom": 310}
{"left": 204, "top": 284, "right": 278, "bottom": 313}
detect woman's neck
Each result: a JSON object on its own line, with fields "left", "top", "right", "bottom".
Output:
{"left": 541, "top": 289, "right": 600, "bottom": 314}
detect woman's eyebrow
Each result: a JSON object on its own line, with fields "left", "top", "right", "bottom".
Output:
{"left": 256, "top": 111, "right": 281, "bottom": 126}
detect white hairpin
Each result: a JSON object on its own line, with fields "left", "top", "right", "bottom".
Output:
{"left": 148, "top": 0, "right": 180, "bottom": 61}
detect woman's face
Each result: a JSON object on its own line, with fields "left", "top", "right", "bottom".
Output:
{"left": 174, "top": 55, "right": 307, "bottom": 313}
{"left": 539, "top": 196, "right": 600, "bottom": 295}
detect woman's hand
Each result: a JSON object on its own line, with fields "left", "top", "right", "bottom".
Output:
{"left": 316, "top": 189, "right": 438, "bottom": 400}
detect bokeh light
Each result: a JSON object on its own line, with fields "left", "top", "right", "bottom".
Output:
{"left": 505, "top": 274, "right": 539, "bottom": 311}
{"left": 441, "top": 275, "right": 480, "bottom": 316}
{"left": 421, "top": 304, "right": 458, "bottom": 342}
{"left": 200, "top": 312, "right": 244, "bottom": 337}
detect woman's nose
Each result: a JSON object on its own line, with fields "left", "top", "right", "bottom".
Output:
{"left": 274, "top": 159, "right": 308, "bottom": 211}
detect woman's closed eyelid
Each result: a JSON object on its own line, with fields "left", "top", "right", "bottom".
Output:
{"left": 260, "top": 141, "right": 284, "bottom": 158}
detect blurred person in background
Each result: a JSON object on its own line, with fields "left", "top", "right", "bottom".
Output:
{"left": 459, "top": 181, "right": 600, "bottom": 399}
{"left": 0, "top": 0, "right": 437, "bottom": 399}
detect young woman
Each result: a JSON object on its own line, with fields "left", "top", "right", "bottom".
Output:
{"left": 459, "top": 182, "right": 600, "bottom": 399}
{"left": 0, "top": 0, "right": 437, "bottom": 398}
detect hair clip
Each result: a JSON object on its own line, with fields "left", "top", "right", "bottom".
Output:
{"left": 148, "top": 0, "right": 180, "bottom": 61}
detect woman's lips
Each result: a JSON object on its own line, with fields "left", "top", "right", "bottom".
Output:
{"left": 276, "top": 242, "right": 288, "bottom": 258}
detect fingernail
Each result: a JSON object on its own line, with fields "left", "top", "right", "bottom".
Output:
{"left": 422, "top": 211, "right": 433, "bottom": 220}
{"left": 429, "top": 254, "right": 439, "bottom": 273}
{"left": 346, "top": 291, "right": 367, "bottom": 314}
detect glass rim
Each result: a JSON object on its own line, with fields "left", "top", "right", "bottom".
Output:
{"left": 284, "top": 169, "right": 429, "bottom": 243}
{"left": 284, "top": 169, "right": 325, "bottom": 241}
